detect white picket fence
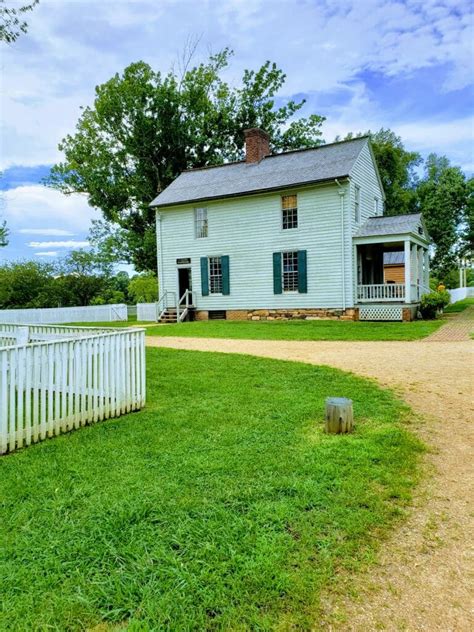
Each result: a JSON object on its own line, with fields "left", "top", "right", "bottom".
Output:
{"left": 0, "top": 304, "right": 128, "bottom": 325}
{"left": 448, "top": 286, "right": 474, "bottom": 303}
{"left": 0, "top": 324, "right": 146, "bottom": 454}
{"left": 137, "top": 302, "right": 159, "bottom": 321}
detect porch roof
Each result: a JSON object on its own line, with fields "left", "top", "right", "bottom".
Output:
{"left": 354, "top": 213, "right": 428, "bottom": 241}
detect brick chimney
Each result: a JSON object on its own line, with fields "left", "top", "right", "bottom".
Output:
{"left": 244, "top": 128, "right": 270, "bottom": 163}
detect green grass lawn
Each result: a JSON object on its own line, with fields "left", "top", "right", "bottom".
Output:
{"left": 147, "top": 318, "right": 443, "bottom": 341}
{"left": 444, "top": 297, "right": 474, "bottom": 313}
{"left": 1, "top": 349, "right": 423, "bottom": 630}
{"left": 68, "top": 318, "right": 443, "bottom": 341}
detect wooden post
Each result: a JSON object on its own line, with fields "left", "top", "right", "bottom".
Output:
{"left": 325, "top": 397, "right": 354, "bottom": 434}
{"left": 404, "top": 240, "right": 411, "bottom": 303}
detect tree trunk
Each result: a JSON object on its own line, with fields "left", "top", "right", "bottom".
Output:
{"left": 325, "top": 397, "right": 353, "bottom": 434}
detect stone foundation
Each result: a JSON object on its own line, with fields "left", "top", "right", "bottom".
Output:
{"left": 226, "top": 310, "right": 249, "bottom": 321}
{"left": 402, "top": 306, "right": 418, "bottom": 322}
{"left": 194, "top": 308, "right": 359, "bottom": 321}
{"left": 246, "top": 308, "right": 357, "bottom": 321}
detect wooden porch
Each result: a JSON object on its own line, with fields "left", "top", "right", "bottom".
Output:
{"left": 354, "top": 238, "right": 430, "bottom": 305}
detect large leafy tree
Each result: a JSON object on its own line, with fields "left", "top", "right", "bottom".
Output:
{"left": 48, "top": 50, "right": 325, "bottom": 271}
{"left": 416, "top": 154, "right": 472, "bottom": 276}
{"left": 341, "top": 129, "right": 421, "bottom": 215}
{"left": 0, "top": 0, "right": 39, "bottom": 44}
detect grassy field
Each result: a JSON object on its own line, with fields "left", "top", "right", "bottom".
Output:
{"left": 444, "top": 297, "right": 474, "bottom": 313}
{"left": 68, "top": 318, "right": 443, "bottom": 341}
{"left": 1, "top": 348, "right": 423, "bottom": 630}
{"left": 145, "top": 319, "right": 443, "bottom": 340}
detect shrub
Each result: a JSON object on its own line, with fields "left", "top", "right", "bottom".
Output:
{"left": 420, "top": 290, "right": 450, "bottom": 319}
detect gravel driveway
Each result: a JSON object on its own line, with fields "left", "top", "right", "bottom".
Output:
{"left": 147, "top": 312, "right": 474, "bottom": 631}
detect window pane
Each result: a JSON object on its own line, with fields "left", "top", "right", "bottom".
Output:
{"left": 209, "top": 256, "right": 222, "bottom": 294}
{"left": 195, "top": 208, "right": 208, "bottom": 238}
{"left": 282, "top": 251, "right": 298, "bottom": 291}
{"left": 282, "top": 195, "right": 298, "bottom": 229}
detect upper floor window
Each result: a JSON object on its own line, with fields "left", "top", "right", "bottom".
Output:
{"left": 282, "top": 194, "right": 298, "bottom": 230}
{"left": 195, "top": 207, "right": 208, "bottom": 238}
{"left": 208, "top": 256, "right": 222, "bottom": 294}
{"left": 282, "top": 251, "right": 299, "bottom": 292}
{"left": 374, "top": 197, "right": 379, "bottom": 215}
{"left": 354, "top": 186, "right": 361, "bottom": 223}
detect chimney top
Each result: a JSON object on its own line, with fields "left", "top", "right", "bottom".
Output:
{"left": 244, "top": 128, "right": 270, "bottom": 163}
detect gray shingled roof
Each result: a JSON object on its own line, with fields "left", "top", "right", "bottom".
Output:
{"left": 354, "top": 213, "right": 425, "bottom": 238}
{"left": 151, "top": 137, "right": 369, "bottom": 207}
{"left": 384, "top": 251, "right": 405, "bottom": 265}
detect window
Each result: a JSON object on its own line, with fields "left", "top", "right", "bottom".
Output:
{"left": 195, "top": 207, "right": 208, "bottom": 238}
{"left": 354, "top": 186, "right": 361, "bottom": 223}
{"left": 208, "top": 256, "right": 222, "bottom": 294}
{"left": 374, "top": 197, "right": 379, "bottom": 215}
{"left": 282, "top": 251, "right": 299, "bottom": 292}
{"left": 282, "top": 194, "right": 298, "bottom": 229}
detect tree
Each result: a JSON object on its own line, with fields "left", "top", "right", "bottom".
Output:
{"left": 340, "top": 129, "right": 421, "bottom": 215}
{"left": 0, "top": 260, "right": 54, "bottom": 309}
{"left": 128, "top": 273, "right": 158, "bottom": 303}
{"left": 416, "top": 154, "right": 471, "bottom": 277}
{"left": 0, "top": 0, "right": 39, "bottom": 44}
{"left": 48, "top": 50, "right": 325, "bottom": 271}
{"left": 57, "top": 249, "right": 111, "bottom": 306}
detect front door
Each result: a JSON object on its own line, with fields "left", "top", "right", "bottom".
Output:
{"left": 178, "top": 267, "right": 192, "bottom": 304}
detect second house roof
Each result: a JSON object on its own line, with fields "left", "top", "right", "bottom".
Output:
{"left": 151, "top": 136, "right": 369, "bottom": 208}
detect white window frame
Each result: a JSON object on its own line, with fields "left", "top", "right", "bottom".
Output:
{"left": 354, "top": 185, "right": 361, "bottom": 223}
{"left": 282, "top": 251, "right": 299, "bottom": 293}
{"left": 281, "top": 194, "right": 298, "bottom": 230}
{"left": 208, "top": 256, "right": 222, "bottom": 295}
{"left": 374, "top": 197, "right": 379, "bottom": 215}
{"left": 195, "top": 207, "right": 208, "bottom": 238}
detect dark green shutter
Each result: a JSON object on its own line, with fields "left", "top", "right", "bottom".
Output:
{"left": 221, "top": 255, "right": 230, "bottom": 295}
{"left": 273, "top": 252, "right": 282, "bottom": 294}
{"left": 298, "top": 250, "right": 307, "bottom": 293}
{"left": 200, "top": 257, "right": 209, "bottom": 296}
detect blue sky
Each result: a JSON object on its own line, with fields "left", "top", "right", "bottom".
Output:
{"left": 1, "top": 0, "right": 473, "bottom": 264}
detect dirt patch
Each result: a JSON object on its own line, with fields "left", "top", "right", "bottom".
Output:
{"left": 147, "top": 312, "right": 474, "bottom": 630}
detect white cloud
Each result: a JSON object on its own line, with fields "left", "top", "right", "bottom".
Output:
{"left": 35, "top": 251, "right": 59, "bottom": 257}
{"left": 18, "top": 228, "right": 75, "bottom": 236}
{"left": 2, "top": 185, "right": 100, "bottom": 234}
{"left": 28, "top": 240, "right": 90, "bottom": 249}
{"left": 1, "top": 0, "right": 472, "bottom": 168}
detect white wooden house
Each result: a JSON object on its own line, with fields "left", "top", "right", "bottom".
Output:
{"left": 150, "top": 129, "right": 430, "bottom": 322}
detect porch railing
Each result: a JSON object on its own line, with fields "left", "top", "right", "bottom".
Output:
{"left": 357, "top": 284, "right": 406, "bottom": 302}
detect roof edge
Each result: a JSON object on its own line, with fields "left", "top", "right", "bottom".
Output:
{"left": 178, "top": 135, "right": 371, "bottom": 174}
{"left": 151, "top": 175, "right": 350, "bottom": 209}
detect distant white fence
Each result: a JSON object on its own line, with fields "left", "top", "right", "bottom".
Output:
{"left": 137, "top": 302, "right": 158, "bottom": 321}
{"left": 448, "top": 287, "right": 474, "bottom": 303}
{"left": 0, "top": 324, "right": 146, "bottom": 454}
{"left": 0, "top": 304, "right": 128, "bottom": 325}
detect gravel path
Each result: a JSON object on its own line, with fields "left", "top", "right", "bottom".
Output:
{"left": 147, "top": 314, "right": 474, "bottom": 631}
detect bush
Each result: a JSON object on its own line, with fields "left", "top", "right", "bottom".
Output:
{"left": 420, "top": 290, "right": 450, "bottom": 319}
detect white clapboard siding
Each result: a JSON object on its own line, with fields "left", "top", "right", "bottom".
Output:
{"left": 0, "top": 325, "right": 146, "bottom": 454}
{"left": 0, "top": 304, "right": 128, "bottom": 325}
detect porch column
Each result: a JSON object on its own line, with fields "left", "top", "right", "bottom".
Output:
{"left": 417, "top": 246, "right": 424, "bottom": 298}
{"left": 412, "top": 245, "right": 418, "bottom": 301}
{"left": 404, "top": 239, "right": 411, "bottom": 303}
{"left": 424, "top": 249, "right": 430, "bottom": 289}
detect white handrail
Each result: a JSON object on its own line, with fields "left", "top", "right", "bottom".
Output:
{"left": 177, "top": 289, "right": 196, "bottom": 322}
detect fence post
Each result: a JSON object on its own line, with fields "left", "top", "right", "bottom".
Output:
{"left": 16, "top": 326, "right": 29, "bottom": 346}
